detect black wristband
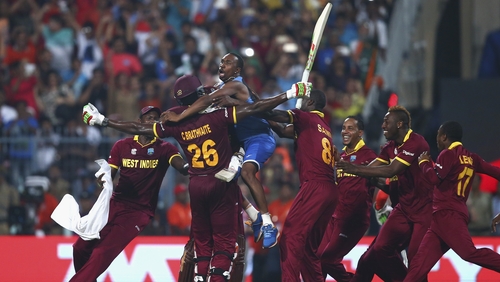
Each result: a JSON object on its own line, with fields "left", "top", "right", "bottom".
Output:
{"left": 102, "top": 117, "right": 109, "bottom": 127}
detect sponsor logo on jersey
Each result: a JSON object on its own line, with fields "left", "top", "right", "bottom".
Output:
{"left": 131, "top": 148, "right": 137, "bottom": 155}
{"left": 402, "top": 150, "right": 414, "bottom": 156}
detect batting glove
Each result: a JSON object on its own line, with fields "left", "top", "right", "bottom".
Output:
{"left": 375, "top": 203, "right": 393, "bottom": 226}
{"left": 82, "top": 103, "right": 106, "bottom": 126}
{"left": 286, "top": 82, "right": 312, "bottom": 100}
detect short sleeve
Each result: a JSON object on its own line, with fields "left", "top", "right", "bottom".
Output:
{"left": 108, "top": 139, "right": 123, "bottom": 170}
{"left": 163, "top": 142, "right": 182, "bottom": 164}
{"left": 395, "top": 138, "right": 425, "bottom": 166}
{"left": 377, "top": 143, "right": 391, "bottom": 164}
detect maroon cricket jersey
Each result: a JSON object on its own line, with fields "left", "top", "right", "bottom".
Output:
{"left": 334, "top": 140, "right": 377, "bottom": 218}
{"left": 377, "top": 130, "right": 432, "bottom": 215}
{"left": 153, "top": 107, "right": 237, "bottom": 176}
{"left": 287, "top": 109, "right": 336, "bottom": 184}
{"left": 420, "top": 142, "right": 500, "bottom": 218}
{"left": 108, "top": 136, "right": 181, "bottom": 217}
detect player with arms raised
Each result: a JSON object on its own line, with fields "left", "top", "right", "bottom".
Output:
{"left": 404, "top": 121, "right": 500, "bottom": 281}
{"left": 71, "top": 106, "right": 188, "bottom": 281}
{"left": 82, "top": 75, "right": 311, "bottom": 281}
{"left": 241, "top": 89, "right": 338, "bottom": 281}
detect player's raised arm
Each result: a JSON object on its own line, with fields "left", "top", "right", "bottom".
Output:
{"left": 82, "top": 103, "right": 156, "bottom": 136}
{"left": 233, "top": 82, "right": 311, "bottom": 121}
{"left": 165, "top": 81, "right": 247, "bottom": 123}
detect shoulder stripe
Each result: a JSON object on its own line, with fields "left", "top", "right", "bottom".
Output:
{"left": 232, "top": 107, "right": 237, "bottom": 124}
{"left": 109, "top": 163, "right": 119, "bottom": 169}
{"left": 168, "top": 153, "right": 182, "bottom": 164}
{"left": 376, "top": 157, "right": 389, "bottom": 164}
{"left": 395, "top": 156, "right": 411, "bottom": 166}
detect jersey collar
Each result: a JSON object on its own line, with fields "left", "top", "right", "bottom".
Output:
{"left": 398, "top": 129, "right": 413, "bottom": 148}
{"left": 134, "top": 135, "right": 157, "bottom": 147}
{"left": 343, "top": 139, "right": 365, "bottom": 155}
{"left": 448, "top": 141, "right": 462, "bottom": 150}
{"left": 310, "top": 110, "right": 324, "bottom": 118}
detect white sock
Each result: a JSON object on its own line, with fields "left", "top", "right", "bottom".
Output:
{"left": 245, "top": 204, "right": 259, "bottom": 222}
{"left": 262, "top": 213, "right": 274, "bottom": 227}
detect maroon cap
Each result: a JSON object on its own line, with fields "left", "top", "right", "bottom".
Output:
{"left": 174, "top": 75, "right": 203, "bottom": 101}
{"left": 140, "top": 106, "right": 161, "bottom": 118}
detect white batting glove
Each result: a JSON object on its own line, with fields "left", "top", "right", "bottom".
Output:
{"left": 82, "top": 103, "right": 106, "bottom": 126}
{"left": 286, "top": 82, "right": 312, "bottom": 100}
{"left": 375, "top": 203, "right": 393, "bottom": 226}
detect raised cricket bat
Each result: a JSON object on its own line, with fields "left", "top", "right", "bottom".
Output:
{"left": 296, "top": 3, "right": 332, "bottom": 108}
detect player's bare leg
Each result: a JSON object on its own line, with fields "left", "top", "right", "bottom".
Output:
{"left": 240, "top": 162, "right": 279, "bottom": 248}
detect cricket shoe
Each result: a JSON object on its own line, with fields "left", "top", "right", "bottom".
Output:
{"left": 247, "top": 212, "right": 263, "bottom": 243}
{"left": 262, "top": 224, "right": 279, "bottom": 248}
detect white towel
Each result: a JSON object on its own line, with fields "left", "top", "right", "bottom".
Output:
{"left": 51, "top": 159, "right": 114, "bottom": 240}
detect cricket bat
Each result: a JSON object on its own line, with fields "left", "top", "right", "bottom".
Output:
{"left": 296, "top": 3, "right": 333, "bottom": 108}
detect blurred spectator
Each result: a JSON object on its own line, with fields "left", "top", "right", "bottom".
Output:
{"left": 33, "top": 117, "right": 60, "bottom": 173}
{"left": 243, "top": 63, "right": 263, "bottom": 95}
{"left": 0, "top": 0, "right": 9, "bottom": 61}
{"left": 78, "top": 68, "right": 108, "bottom": 115}
{"left": 351, "top": 21, "right": 381, "bottom": 94}
{"left": 65, "top": 11, "right": 103, "bottom": 81}
{"left": 163, "top": 0, "right": 191, "bottom": 40}
{"left": 4, "top": 100, "right": 39, "bottom": 189}
{"left": 327, "top": 56, "right": 351, "bottom": 92}
{"left": 0, "top": 169, "right": 20, "bottom": 235}
{"left": 478, "top": 29, "right": 500, "bottom": 78}
{"left": 4, "top": 27, "right": 37, "bottom": 65}
{"left": 47, "top": 164, "right": 70, "bottom": 202}
{"left": 139, "top": 79, "right": 162, "bottom": 110}
{"left": 134, "top": 8, "right": 166, "bottom": 78}
{"left": 8, "top": 0, "right": 38, "bottom": 36}
{"left": 61, "top": 58, "right": 88, "bottom": 99}
{"left": 467, "top": 176, "right": 493, "bottom": 236}
{"left": 36, "top": 48, "right": 57, "bottom": 84}
{"left": 39, "top": 13, "right": 74, "bottom": 74}
{"left": 36, "top": 70, "right": 76, "bottom": 127}
{"left": 0, "top": 88, "right": 18, "bottom": 126}
{"left": 57, "top": 117, "right": 100, "bottom": 183}
{"left": 4, "top": 61, "right": 39, "bottom": 117}
{"left": 175, "top": 35, "right": 204, "bottom": 76}
{"left": 271, "top": 52, "right": 302, "bottom": 98}
{"left": 106, "top": 36, "right": 142, "bottom": 77}
{"left": 108, "top": 73, "right": 140, "bottom": 121}
{"left": 335, "top": 12, "right": 358, "bottom": 47}
{"left": 181, "top": 20, "right": 210, "bottom": 54}
{"left": 167, "top": 183, "right": 191, "bottom": 236}
{"left": 31, "top": 175, "right": 61, "bottom": 235}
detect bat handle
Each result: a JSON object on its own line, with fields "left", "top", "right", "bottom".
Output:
{"left": 296, "top": 72, "right": 310, "bottom": 108}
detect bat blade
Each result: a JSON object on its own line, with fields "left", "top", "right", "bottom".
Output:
{"left": 296, "top": 3, "right": 333, "bottom": 108}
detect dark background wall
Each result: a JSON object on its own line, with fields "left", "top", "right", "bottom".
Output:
{"left": 440, "top": 78, "right": 500, "bottom": 162}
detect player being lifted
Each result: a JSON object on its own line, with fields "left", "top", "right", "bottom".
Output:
{"left": 163, "top": 53, "right": 279, "bottom": 248}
